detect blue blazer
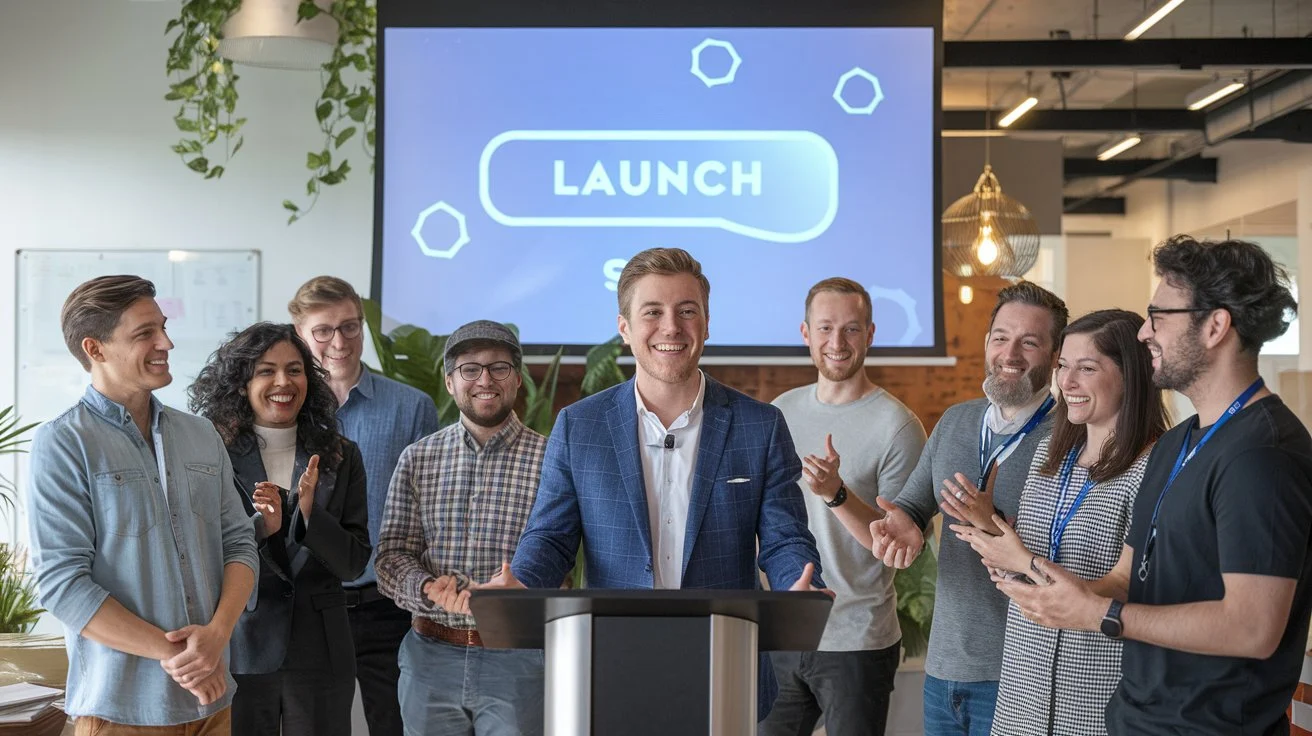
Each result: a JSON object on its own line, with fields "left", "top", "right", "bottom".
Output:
{"left": 512, "top": 376, "right": 824, "bottom": 719}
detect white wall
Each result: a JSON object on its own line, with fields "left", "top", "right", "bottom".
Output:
{"left": 0, "top": 0, "right": 376, "bottom": 543}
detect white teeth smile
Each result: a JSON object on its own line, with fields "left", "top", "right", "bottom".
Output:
{"left": 473, "top": 392, "right": 498, "bottom": 400}
{"left": 1065, "top": 396, "right": 1090, "bottom": 405}
{"left": 1002, "top": 366, "right": 1023, "bottom": 374}
{"left": 267, "top": 395, "right": 295, "bottom": 404}
{"left": 148, "top": 360, "right": 167, "bottom": 366}
{"left": 653, "top": 344, "right": 686, "bottom": 353}
{"left": 825, "top": 353, "right": 851, "bottom": 361}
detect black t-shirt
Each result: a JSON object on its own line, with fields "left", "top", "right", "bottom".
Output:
{"left": 1107, "top": 395, "right": 1312, "bottom": 735}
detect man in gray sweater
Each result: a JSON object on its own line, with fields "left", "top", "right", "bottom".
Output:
{"left": 762, "top": 278, "right": 927, "bottom": 736}
{"left": 871, "top": 281, "right": 1067, "bottom": 736}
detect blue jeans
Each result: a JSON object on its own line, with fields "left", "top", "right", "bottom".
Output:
{"left": 923, "top": 674, "right": 999, "bottom": 736}
{"left": 398, "top": 629, "right": 545, "bottom": 736}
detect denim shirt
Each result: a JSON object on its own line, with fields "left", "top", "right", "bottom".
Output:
{"left": 26, "top": 386, "right": 258, "bottom": 726}
{"left": 338, "top": 367, "right": 439, "bottom": 588}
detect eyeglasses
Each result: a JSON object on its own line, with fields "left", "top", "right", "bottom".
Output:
{"left": 309, "top": 319, "right": 362, "bottom": 343}
{"left": 1145, "top": 306, "right": 1214, "bottom": 332}
{"left": 454, "top": 361, "right": 515, "bottom": 382}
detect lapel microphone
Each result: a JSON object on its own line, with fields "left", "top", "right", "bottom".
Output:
{"left": 664, "top": 434, "right": 675, "bottom": 450}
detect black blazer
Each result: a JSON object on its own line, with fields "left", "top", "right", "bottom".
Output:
{"left": 227, "top": 435, "right": 371, "bottom": 676}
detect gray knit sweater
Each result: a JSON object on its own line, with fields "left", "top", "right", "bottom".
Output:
{"left": 893, "top": 397, "right": 1055, "bottom": 682}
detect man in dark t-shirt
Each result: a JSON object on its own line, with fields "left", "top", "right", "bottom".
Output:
{"left": 995, "top": 235, "right": 1312, "bottom": 735}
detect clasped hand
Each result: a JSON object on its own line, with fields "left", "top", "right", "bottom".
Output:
{"left": 160, "top": 622, "right": 227, "bottom": 705}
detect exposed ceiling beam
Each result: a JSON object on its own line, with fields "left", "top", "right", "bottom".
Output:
{"left": 943, "top": 109, "right": 1204, "bottom": 133}
{"left": 1063, "top": 156, "right": 1217, "bottom": 182}
{"left": 944, "top": 38, "right": 1312, "bottom": 70}
{"left": 1230, "top": 109, "right": 1312, "bottom": 143}
{"left": 1063, "top": 197, "right": 1126, "bottom": 215}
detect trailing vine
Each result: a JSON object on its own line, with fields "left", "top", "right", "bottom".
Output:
{"left": 283, "top": 0, "right": 377, "bottom": 224}
{"left": 164, "top": 0, "right": 245, "bottom": 180}
{"left": 164, "top": 0, "right": 376, "bottom": 223}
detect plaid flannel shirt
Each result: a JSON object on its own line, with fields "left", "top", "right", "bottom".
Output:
{"left": 376, "top": 412, "right": 546, "bottom": 628}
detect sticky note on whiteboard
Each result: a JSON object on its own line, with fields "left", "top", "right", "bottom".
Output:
{"left": 157, "top": 297, "right": 185, "bottom": 320}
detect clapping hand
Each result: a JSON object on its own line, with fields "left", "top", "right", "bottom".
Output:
{"left": 801, "top": 434, "right": 844, "bottom": 503}
{"left": 950, "top": 514, "right": 1035, "bottom": 576}
{"left": 939, "top": 473, "right": 1002, "bottom": 534}
{"left": 296, "top": 455, "right": 320, "bottom": 519}
{"left": 869, "top": 498, "right": 924, "bottom": 569}
{"left": 251, "top": 482, "right": 283, "bottom": 538}
{"left": 789, "top": 562, "right": 836, "bottom": 600}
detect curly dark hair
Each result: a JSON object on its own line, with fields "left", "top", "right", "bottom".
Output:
{"left": 188, "top": 322, "right": 342, "bottom": 468}
{"left": 1041, "top": 309, "right": 1169, "bottom": 483}
{"left": 1153, "top": 235, "right": 1297, "bottom": 355}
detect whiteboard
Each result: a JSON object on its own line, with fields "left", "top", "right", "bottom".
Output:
{"left": 15, "top": 250, "right": 260, "bottom": 423}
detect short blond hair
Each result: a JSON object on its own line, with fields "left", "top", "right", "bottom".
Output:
{"left": 61, "top": 275, "right": 157, "bottom": 371}
{"left": 288, "top": 276, "right": 363, "bottom": 324}
{"left": 616, "top": 248, "right": 711, "bottom": 318}
{"left": 804, "top": 277, "right": 872, "bottom": 325}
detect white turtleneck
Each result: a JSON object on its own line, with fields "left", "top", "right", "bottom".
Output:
{"left": 253, "top": 424, "right": 298, "bottom": 489}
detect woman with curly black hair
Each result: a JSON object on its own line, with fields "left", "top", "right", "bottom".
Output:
{"left": 189, "top": 322, "right": 371, "bottom": 736}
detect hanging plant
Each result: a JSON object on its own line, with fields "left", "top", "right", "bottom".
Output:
{"left": 283, "top": 0, "right": 377, "bottom": 224}
{"left": 164, "top": 0, "right": 376, "bottom": 223}
{"left": 164, "top": 0, "right": 245, "bottom": 180}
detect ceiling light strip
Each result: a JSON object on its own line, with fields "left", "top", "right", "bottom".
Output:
{"left": 997, "top": 96, "right": 1039, "bottom": 128}
{"left": 1124, "top": 0, "right": 1188, "bottom": 41}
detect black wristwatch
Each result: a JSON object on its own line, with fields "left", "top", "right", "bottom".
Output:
{"left": 825, "top": 484, "right": 849, "bottom": 508}
{"left": 1100, "top": 599, "right": 1124, "bottom": 639}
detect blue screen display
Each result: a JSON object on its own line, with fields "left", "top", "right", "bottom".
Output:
{"left": 381, "top": 27, "right": 936, "bottom": 349}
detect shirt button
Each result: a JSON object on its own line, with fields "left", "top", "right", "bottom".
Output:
{"left": 179, "top": 554, "right": 186, "bottom": 562}
{"left": 153, "top": 477, "right": 160, "bottom": 484}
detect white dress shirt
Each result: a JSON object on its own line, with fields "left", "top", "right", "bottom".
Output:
{"left": 635, "top": 372, "right": 706, "bottom": 589}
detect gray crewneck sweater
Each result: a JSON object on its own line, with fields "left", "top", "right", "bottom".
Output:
{"left": 893, "top": 397, "right": 1054, "bottom": 682}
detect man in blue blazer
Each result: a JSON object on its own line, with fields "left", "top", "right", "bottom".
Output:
{"left": 497, "top": 247, "right": 827, "bottom": 721}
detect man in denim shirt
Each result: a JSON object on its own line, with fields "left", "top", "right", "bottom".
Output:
{"left": 290, "top": 276, "right": 439, "bottom": 736}
{"left": 27, "top": 275, "right": 257, "bottom": 734}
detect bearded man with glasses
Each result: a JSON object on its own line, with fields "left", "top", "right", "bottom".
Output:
{"left": 289, "top": 276, "right": 439, "bottom": 736}
{"left": 375, "top": 320, "right": 547, "bottom": 736}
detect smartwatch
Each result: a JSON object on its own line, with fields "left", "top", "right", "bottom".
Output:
{"left": 1100, "top": 599, "right": 1125, "bottom": 639}
{"left": 825, "top": 484, "right": 849, "bottom": 508}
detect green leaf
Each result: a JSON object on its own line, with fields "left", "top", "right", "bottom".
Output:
{"left": 581, "top": 335, "right": 627, "bottom": 396}
{"left": 174, "top": 116, "right": 200, "bottom": 133}
{"left": 296, "top": 1, "right": 321, "bottom": 20}
{"left": 204, "top": 165, "right": 224, "bottom": 180}
{"left": 323, "top": 72, "right": 347, "bottom": 100}
{"left": 334, "top": 126, "right": 356, "bottom": 148}
{"left": 164, "top": 90, "right": 186, "bottom": 101}
{"left": 171, "top": 143, "right": 191, "bottom": 155}
{"left": 186, "top": 140, "right": 204, "bottom": 154}
{"left": 231, "top": 137, "right": 244, "bottom": 156}
{"left": 306, "top": 152, "right": 324, "bottom": 169}
{"left": 186, "top": 157, "right": 209, "bottom": 173}
{"left": 316, "top": 100, "right": 333, "bottom": 123}
{"left": 306, "top": 178, "right": 319, "bottom": 196}
{"left": 366, "top": 129, "right": 376, "bottom": 147}
{"left": 287, "top": 213, "right": 299, "bottom": 225}
{"left": 165, "top": 18, "right": 182, "bottom": 34}
{"left": 347, "top": 102, "right": 369, "bottom": 123}
{"left": 283, "top": 200, "right": 300, "bottom": 212}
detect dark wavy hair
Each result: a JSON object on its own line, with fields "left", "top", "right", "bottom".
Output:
{"left": 989, "top": 280, "right": 1069, "bottom": 351}
{"left": 1041, "top": 309, "right": 1169, "bottom": 482}
{"left": 188, "top": 322, "right": 342, "bottom": 468}
{"left": 1153, "top": 235, "right": 1298, "bottom": 356}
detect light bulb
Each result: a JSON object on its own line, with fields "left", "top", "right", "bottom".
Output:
{"left": 959, "top": 285, "right": 974, "bottom": 305}
{"left": 975, "top": 224, "right": 1002, "bottom": 266}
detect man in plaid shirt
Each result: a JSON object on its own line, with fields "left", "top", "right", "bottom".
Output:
{"left": 376, "top": 320, "right": 547, "bottom": 736}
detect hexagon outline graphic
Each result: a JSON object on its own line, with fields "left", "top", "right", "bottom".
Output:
{"left": 833, "top": 67, "right": 884, "bottom": 115}
{"left": 411, "top": 201, "right": 469, "bottom": 259}
{"left": 690, "top": 38, "right": 742, "bottom": 88}
{"left": 867, "top": 285, "right": 922, "bottom": 345}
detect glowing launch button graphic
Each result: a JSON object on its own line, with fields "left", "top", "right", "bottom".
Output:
{"left": 478, "top": 130, "right": 839, "bottom": 244}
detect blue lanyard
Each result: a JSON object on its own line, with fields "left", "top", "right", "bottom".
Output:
{"left": 978, "top": 395, "right": 1056, "bottom": 488}
{"left": 1136, "top": 378, "right": 1265, "bottom": 582}
{"left": 1049, "top": 445, "right": 1096, "bottom": 564}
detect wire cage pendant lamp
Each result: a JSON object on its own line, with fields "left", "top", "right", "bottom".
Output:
{"left": 942, "top": 70, "right": 1040, "bottom": 281}
{"left": 941, "top": 164, "right": 1040, "bottom": 279}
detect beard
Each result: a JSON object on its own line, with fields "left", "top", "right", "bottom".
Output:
{"left": 817, "top": 357, "right": 864, "bottom": 383}
{"left": 1151, "top": 327, "right": 1207, "bottom": 392}
{"left": 983, "top": 358, "right": 1052, "bottom": 409}
{"left": 456, "top": 394, "right": 516, "bottom": 429}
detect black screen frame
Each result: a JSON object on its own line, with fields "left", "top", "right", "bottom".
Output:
{"left": 373, "top": 0, "right": 945, "bottom": 358}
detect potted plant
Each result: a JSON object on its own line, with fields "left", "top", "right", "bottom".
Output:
{"left": 164, "top": 0, "right": 376, "bottom": 222}
{"left": 0, "top": 406, "right": 39, "bottom": 516}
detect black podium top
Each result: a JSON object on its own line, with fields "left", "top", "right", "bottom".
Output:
{"left": 468, "top": 589, "right": 832, "bottom": 650}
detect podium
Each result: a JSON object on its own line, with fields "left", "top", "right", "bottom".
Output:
{"left": 469, "top": 589, "right": 832, "bottom": 736}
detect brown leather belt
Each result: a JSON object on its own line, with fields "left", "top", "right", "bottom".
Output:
{"left": 413, "top": 617, "right": 483, "bottom": 647}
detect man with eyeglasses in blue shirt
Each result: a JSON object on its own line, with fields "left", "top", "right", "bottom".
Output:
{"left": 290, "top": 276, "right": 439, "bottom": 736}
{"left": 27, "top": 275, "right": 258, "bottom": 734}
